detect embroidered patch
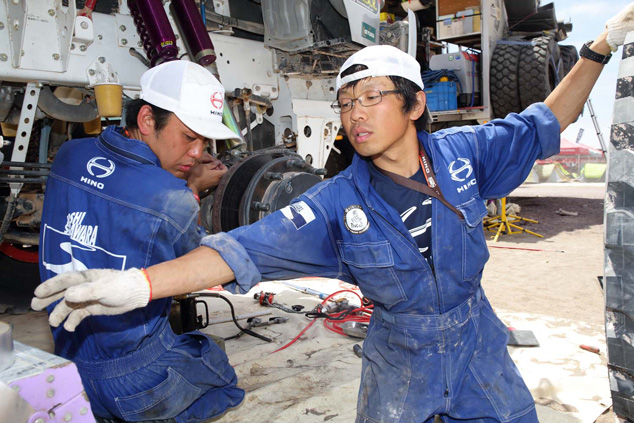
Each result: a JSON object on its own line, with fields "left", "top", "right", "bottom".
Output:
{"left": 344, "top": 205, "right": 370, "bottom": 234}
{"left": 280, "top": 201, "right": 315, "bottom": 230}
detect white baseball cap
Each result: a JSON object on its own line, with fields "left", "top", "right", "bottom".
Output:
{"left": 140, "top": 60, "right": 240, "bottom": 140}
{"left": 336, "top": 45, "right": 425, "bottom": 92}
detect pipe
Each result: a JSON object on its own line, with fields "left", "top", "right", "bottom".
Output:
{"left": 36, "top": 87, "right": 98, "bottom": 122}
{"left": 39, "top": 122, "right": 51, "bottom": 164}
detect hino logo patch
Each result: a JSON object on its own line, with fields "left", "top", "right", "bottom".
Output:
{"left": 448, "top": 158, "right": 473, "bottom": 182}
{"left": 344, "top": 205, "right": 369, "bottom": 234}
{"left": 281, "top": 201, "right": 315, "bottom": 230}
{"left": 87, "top": 157, "right": 116, "bottom": 178}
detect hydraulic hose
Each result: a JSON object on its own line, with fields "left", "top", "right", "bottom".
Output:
{"left": 36, "top": 87, "right": 98, "bottom": 123}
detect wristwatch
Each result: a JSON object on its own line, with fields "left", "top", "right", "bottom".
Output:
{"left": 579, "top": 41, "right": 612, "bottom": 65}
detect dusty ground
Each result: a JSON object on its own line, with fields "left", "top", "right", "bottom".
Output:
{"left": 482, "top": 182, "right": 611, "bottom": 422}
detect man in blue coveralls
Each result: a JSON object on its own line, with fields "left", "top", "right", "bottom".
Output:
{"left": 34, "top": 60, "right": 244, "bottom": 423}
{"left": 33, "top": 6, "right": 634, "bottom": 423}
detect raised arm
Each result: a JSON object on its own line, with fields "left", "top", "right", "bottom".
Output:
{"left": 546, "top": 4, "right": 634, "bottom": 132}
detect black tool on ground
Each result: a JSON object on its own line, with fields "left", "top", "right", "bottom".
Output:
{"left": 353, "top": 344, "right": 363, "bottom": 358}
{"left": 169, "top": 295, "right": 209, "bottom": 334}
{"left": 170, "top": 292, "right": 272, "bottom": 343}
{"left": 507, "top": 329, "right": 540, "bottom": 347}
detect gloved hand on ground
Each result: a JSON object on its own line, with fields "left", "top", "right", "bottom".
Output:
{"left": 31, "top": 268, "right": 151, "bottom": 332}
{"left": 607, "top": 2, "right": 634, "bottom": 51}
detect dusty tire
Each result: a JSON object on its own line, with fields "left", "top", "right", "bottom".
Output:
{"left": 518, "top": 36, "right": 564, "bottom": 110}
{"left": 490, "top": 43, "right": 522, "bottom": 118}
{"left": 560, "top": 45, "right": 579, "bottom": 76}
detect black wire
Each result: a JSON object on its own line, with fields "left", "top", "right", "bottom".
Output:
{"left": 195, "top": 293, "right": 272, "bottom": 343}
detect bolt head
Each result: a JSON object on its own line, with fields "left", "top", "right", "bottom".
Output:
{"left": 98, "top": 34, "right": 103, "bottom": 40}
{"left": 52, "top": 54, "right": 60, "bottom": 60}
{"left": 46, "top": 375, "right": 55, "bottom": 383}
{"left": 121, "top": 38, "right": 128, "bottom": 45}
{"left": 80, "top": 21, "right": 88, "bottom": 29}
{"left": 46, "top": 388, "right": 55, "bottom": 398}
{"left": 79, "top": 45, "right": 87, "bottom": 52}
{"left": 48, "top": 9, "right": 55, "bottom": 16}
{"left": 64, "top": 412, "right": 72, "bottom": 422}
{"left": 70, "top": 43, "right": 75, "bottom": 50}
{"left": 98, "top": 56, "right": 105, "bottom": 63}
{"left": 119, "top": 25, "right": 126, "bottom": 32}
{"left": 0, "top": 22, "right": 4, "bottom": 30}
{"left": 88, "top": 69, "right": 95, "bottom": 75}
{"left": 34, "top": 419, "right": 45, "bottom": 423}
{"left": 0, "top": 54, "right": 7, "bottom": 62}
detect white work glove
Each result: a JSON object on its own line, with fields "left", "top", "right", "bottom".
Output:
{"left": 606, "top": 2, "right": 634, "bottom": 51}
{"left": 31, "top": 268, "right": 151, "bottom": 332}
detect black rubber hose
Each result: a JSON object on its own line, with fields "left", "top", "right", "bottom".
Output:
{"left": 37, "top": 86, "right": 98, "bottom": 123}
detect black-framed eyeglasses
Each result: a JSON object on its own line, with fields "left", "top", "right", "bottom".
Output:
{"left": 331, "top": 89, "right": 402, "bottom": 114}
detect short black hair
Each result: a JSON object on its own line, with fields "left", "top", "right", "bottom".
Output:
{"left": 124, "top": 99, "right": 173, "bottom": 133}
{"left": 339, "top": 64, "right": 429, "bottom": 131}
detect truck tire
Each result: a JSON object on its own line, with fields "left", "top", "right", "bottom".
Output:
{"left": 518, "top": 36, "right": 564, "bottom": 110}
{"left": 490, "top": 43, "right": 522, "bottom": 118}
{"left": 605, "top": 36, "right": 634, "bottom": 421}
{"left": 560, "top": 45, "right": 579, "bottom": 76}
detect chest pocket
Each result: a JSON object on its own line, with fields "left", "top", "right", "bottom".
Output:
{"left": 458, "top": 196, "right": 490, "bottom": 281}
{"left": 338, "top": 240, "right": 407, "bottom": 309}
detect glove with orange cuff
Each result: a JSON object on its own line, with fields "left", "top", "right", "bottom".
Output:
{"left": 31, "top": 268, "right": 152, "bottom": 332}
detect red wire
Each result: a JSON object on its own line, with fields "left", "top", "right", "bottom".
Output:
{"left": 271, "top": 289, "right": 372, "bottom": 354}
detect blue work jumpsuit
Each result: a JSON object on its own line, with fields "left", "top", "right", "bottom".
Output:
{"left": 39, "top": 126, "right": 244, "bottom": 422}
{"left": 202, "top": 103, "right": 560, "bottom": 423}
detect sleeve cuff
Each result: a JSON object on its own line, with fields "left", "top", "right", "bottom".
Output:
{"left": 199, "top": 232, "right": 262, "bottom": 294}
{"left": 521, "top": 103, "right": 561, "bottom": 159}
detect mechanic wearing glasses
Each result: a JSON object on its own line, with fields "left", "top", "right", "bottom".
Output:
{"left": 33, "top": 7, "right": 632, "bottom": 422}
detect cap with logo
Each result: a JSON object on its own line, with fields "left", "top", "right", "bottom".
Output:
{"left": 335, "top": 45, "right": 425, "bottom": 92}
{"left": 140, "top": 60, "right": 240, "bottom": 140}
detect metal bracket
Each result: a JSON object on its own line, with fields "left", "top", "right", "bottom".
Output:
{"left": 9, "top": 83, "right": 41, "bottom": 195}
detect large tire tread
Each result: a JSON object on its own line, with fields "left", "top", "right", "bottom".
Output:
{"left": 490, "top": 43, "right": 522, "bottom": 118}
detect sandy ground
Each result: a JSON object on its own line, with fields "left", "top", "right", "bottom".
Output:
{"left": 1, "top": 182, "right": 614, "bottom": 423}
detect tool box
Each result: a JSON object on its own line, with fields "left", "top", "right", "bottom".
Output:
{"left": 424, "top": 81, "right": 458, "bottom": 111}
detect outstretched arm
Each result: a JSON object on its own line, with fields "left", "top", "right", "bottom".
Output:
{"left": 32, "top": 246, "right": 233, "bottom": 331}
{"left": 546, "top": 3, "right": 634, "bottom": 131}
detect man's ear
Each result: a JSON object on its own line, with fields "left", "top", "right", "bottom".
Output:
{"left": 136, "top": 105, "right": 155, "bottom": 136}
{"left": 409, "top": 91, "right": 426, "bottom": 121}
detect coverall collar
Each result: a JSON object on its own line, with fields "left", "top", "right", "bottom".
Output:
{"left": 97, "top": 126, "right": 162, "bottom": 167}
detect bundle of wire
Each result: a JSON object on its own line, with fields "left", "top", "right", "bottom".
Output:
{"left": 421, "top": 69, "right": 463, "bottom": 93}
{"left": 272, "top": 289, "right": 373, "bottom": 354}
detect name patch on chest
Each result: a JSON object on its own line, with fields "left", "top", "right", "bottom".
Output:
{"left": 344, "top": 205, "right": 370, "bottom": 234}
{"left": 280, "top": 201, "right": 315, "bottom": 230}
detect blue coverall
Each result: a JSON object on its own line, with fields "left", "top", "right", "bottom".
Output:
{"left": 202, "top": 103, "right": 560, "bottom": 423}
{"left": 39, "top": 126, "right": 244, "bottom": 422}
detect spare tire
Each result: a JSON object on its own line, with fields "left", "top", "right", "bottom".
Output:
{"left": 560, "top": 45, "right": 579, "bottom": 76}
{"left": 518, "top": 36, "right": 564, "bottom": 110}
{"left": 490, "top": 43, "right": 522, "bottom": 118}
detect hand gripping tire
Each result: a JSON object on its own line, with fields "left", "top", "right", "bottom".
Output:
{"left": 518, "top": 35, "right": 565, "bottom": 110}
{"left": 490, "top": 43, "right": 522, "bottom": 119}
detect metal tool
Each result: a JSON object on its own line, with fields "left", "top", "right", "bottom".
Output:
{"left": 340, "top": 321, "right": 368, "bottom": 339}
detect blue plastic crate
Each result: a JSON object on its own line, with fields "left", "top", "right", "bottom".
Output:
{"left": 424, "top": 81, "right": 458, "bottom": 111}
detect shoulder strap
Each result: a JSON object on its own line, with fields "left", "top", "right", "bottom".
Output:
{"left": 375, "top": 150, "right": 464, "bottom": 220}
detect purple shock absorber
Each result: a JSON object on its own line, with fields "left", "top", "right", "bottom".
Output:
{"left": 128, "top": 0, "right": 178, "bottom": 66}
{"left": 169, "top": 0, "right": 218, "bottom": 73}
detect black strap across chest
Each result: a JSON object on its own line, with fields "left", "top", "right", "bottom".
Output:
{"left": 375, "top": 148, "right": 464, "bottom": 220}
